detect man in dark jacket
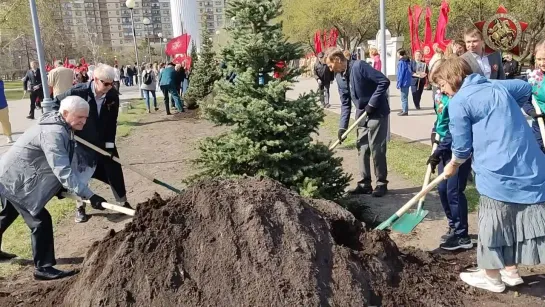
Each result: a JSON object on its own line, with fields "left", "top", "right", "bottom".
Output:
{"left": 23, "top": 61, "right": 43, "bottom": 119}
{"left": 503, "top": 54, "right": 519, "bottom": 79}
{"left": 314, "top": 52, "right": 334, "bottom": 108}
{"left": 53, "top": 64, "right": 132, "bottom": 223}
{"left": 335, "top": 50, "right": 352, "bottom": 122}
{"left": 326, "top": 48, "right": 391, "bottom": 197}
{"left": 172, "top": 64, "right": 186, "bottom": 108}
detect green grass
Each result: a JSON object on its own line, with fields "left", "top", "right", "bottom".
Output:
{"left": 4, "top": 89, "right": 25, "bottom": 102}
{"left": 322, "top": 111, "right": 479, "bottom": 212}
{"left": 3, "top": 81, "right": 22, "bottom": 90}
{"left": 0, "top": 98, "right": 148, "bottom": 277}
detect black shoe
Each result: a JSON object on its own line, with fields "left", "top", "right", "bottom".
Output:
{"left": 75, "top": 207, "right": 89, "bottom": 223}
{"left": 440, "top": 228, "right": 455, "bottom": 243}
{"left": 26, "top": 115, "right": 35, "bottom": 120}
{"left": 120, "top": 202, "right": 134, "bottom": 210}
{"left": 440, "top": 236, "right": 474, "bottom": 251}
{"left": 0, "top": 250, "right": 17, "bottom": 261}
{"left": 372, "top": 185, "right": 388, "bottom": 197}
{"left": 397, "top": 112, "right": 408, "bottom": 116}
{"left": 33, "top": 267, "right": 78, "bottom": 281}
{"left": 415, "top": 106, "right": 421, "bottom": 110}
{"left": 154, "top": 107, "right": 159, "bottom": 111}
{"left": 348, "top": 185, "right": 373, "bottom": 195}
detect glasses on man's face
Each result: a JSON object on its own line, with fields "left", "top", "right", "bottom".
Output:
{"left": 100, "top": 80, "right": 113, "bottom": 87}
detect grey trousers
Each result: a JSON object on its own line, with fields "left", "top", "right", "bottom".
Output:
{"left": 356, "top": 116, "right": 389, "bottom": 187}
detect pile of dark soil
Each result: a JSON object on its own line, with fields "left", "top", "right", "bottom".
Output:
{"left": 1, "top": 178, "right": 479, "bottom": 306}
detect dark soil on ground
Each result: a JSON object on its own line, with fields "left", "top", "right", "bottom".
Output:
{"left": 0, "top": 177, "right": 514, "bottom": 307}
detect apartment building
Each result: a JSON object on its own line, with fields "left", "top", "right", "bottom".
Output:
{"left": 198, "top": 0, "right": 226, "bottom": 34}
{"left": 60, "top": 0, "right": 173, "bottom": 49}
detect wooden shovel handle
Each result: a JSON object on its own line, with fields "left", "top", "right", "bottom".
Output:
{"left": 61, "top": 193, "right": 135, "bottom": 216}
{"left": 329, "top": 112, "right": 368, "bottom": 150}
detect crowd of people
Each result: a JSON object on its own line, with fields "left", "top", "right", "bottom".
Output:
{"left": 323, "top": 27, "right": 545, "bottom": 294}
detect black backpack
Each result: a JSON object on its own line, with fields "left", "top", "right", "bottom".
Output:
{"left": 143, "top": 72, "right": 152, "bottom": 85}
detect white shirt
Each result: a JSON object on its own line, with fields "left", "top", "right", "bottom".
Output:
{"left": 472, "top": 52, "right": 491, "bottom": 79}
{"left": 91, "top": 82, "right": 106, "bottom": 116}
{"left": 114, "top": 68, "right": 120, "bottom": 82}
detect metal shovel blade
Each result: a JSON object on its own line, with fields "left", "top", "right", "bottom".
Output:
{"left": 390, "top": 209, "right": 429, "bottom": 234}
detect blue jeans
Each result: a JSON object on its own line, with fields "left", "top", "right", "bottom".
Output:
{"left": 143, "top": 90, "right": 157, "bottom": 110}
{"left": 399, "top": 86, "right": 410, "bottom": 113}
{"left": 437, "top": 155, "right": 471, "bottom": 238}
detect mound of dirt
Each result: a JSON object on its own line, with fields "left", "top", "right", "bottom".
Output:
{"left": 1, "top": 177, "right": 478, "bottom": 306}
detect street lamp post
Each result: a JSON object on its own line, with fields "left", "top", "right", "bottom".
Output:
{"left": 18, "top": 56, "right": 22, "bottom": 71}
{"left": 158, "top": 32, "right": 163, "bottom": 63}
{"left": 29, "top": 0, "right": 53, "bottom": 113}
{"left": 125, "top": 0, "right": 142, "bottom": 97}
{"left": 143, "top": 17, "right": 152, "bottom": 62}
{"left": 163, "top": 38, "right": 167, "bottom": 62}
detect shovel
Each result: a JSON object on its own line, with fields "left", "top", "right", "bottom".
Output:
{"left": 329, "top": 112, "right": 368, "bottom": 150}
{"left": 61, "top": 193, "right": 135, "bottom": 216}
{"left": 74, "top": 136, "right": 183, "bottom": 194}
{"left": 375, "top": 174, "right": 446, "bottom": 231}
{"left": 390, "top": 134, "right": 439, "bottom": 233}
{"left": 531, "top": 96, "right": 545, "bottom": 142}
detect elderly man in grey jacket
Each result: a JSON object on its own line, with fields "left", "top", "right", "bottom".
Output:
{"left": 0, "top": 96, "right": 107, "bottom": 281}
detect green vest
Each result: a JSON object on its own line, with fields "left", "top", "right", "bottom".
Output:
{"left": 532, "top": 78, "right": 545, "bottom": 113}
{"left": 434, "top": 94, "right": 450, "bottom": 141}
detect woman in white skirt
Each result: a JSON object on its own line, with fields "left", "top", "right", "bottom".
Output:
{"left": 431, "top": 57, "right": 545, "bottom": 293}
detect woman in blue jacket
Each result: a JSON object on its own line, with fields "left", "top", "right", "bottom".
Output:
{"left": 432, "top": 57, "right": 545, "bottom": 293}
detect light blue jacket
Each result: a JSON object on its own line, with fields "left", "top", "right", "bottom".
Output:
{"left": 449, "top": 74, "right": 545, "bottom": 204}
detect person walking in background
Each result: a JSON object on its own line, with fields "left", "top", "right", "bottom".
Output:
{"left": 141, "top": 63, "right": 158, "bottom": 113}
{"left": 396, "top": 49, "right": 412, "bottom": 116}
{"left": 113, "top": 64, "right": 121, "bottom": 94}
{"left": 503, "top": 54, "right": 519, "bottom": 79}
{"left": 461, "top": 28, "right": 505, "bottom": 80}
{"left": 133, "top": 63, "right": 139, "bottom": 86}
{"left": 0, "top": 79, "right": 13, "bottom": 144}
{"left": 126, "top": 64, "right": 134, "bottom": 86}
{"left": 314, "top": 52, "right": 334, "bottom": 108}
{"left": 326, "top": 48, "right": 391, "bottom": 197}
{"left": 48, "top": 60, "right": 74, "bottom": 98}
{"left": 369, "top": 47, "right": 382, "bottom": 71}
{"left": 410, "top": 50, "right": 428, "bottom": 110}
{"left": 119, "top": 65, "right": 125, "bottom": 86}
{"left": 173, "top": 64, "right": 186, "bottom": 109}
{"left": 23, "top": 61, "right": 43, "bottom": 120}
{"left": 159, "top": 62, "right": 184, "bottom": 114}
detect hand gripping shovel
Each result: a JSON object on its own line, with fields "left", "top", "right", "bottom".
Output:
{"left": 75, "top": 136, "right": 183, "bottom": 194}
{"left": 61, "top": 193, "right": 135, "bottom": 216}
{"left": 329, "top": 112, "right": 368, "bottom": 150}
{"left": 375, "top": 174, "right": 446, "bottom": 231}
{"left": 531, "top": 96, "right": 545, "bottom": 143}
{"left": 390, "top": 135, "right": 439, "bottom": 233}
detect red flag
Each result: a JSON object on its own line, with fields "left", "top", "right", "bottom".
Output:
{"left": 314, "top": 31, "right": 322, "bottom": 54}
{"left": 80, "top": 57, "right": 87, "bottom": 66}
{"left": 408, "top": 5, "right": 422, "bottom": 56}
{"left": 422, "top": 7, "right": 435, "bottom": 63}
{"left": 166, "top": 34, "right": 191, "bottom": 56}
{"left": 433, "top": 0, "right": 451, "bottom": 51}
{"left": 329, "top": 28, "right": 338, "bottom": 48}
{"left": 64, "top": 57, "right": 69, "bottom": 67}
{"left": 322, "top": 30, "right": 328, "bottom": 50}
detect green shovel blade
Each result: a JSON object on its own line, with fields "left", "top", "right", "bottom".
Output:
{"left": 390, "top": 209, "right": 429, "bottom": 234}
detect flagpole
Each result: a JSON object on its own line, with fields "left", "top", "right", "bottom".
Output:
{"left": 379, "top": 0, "right": 390, "bottom": 141}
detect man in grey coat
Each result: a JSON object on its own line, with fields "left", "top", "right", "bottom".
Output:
{"left": 461, "top": 28, "right": 506, "bottom": 80}
{"left": 0, "top": 96, "right": 107, "bottom": 280}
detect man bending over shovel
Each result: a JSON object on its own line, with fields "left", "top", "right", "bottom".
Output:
{"left": 0, "top": 96, "right": 107, "bottom": 280}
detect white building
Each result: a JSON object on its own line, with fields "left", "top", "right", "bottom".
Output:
{"left": 170, "top": 0, "right": 201, "bottom": 52}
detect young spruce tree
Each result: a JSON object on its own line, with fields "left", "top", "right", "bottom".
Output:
{"left": 184, "top": 22, "right": 220, "bottom": 108}
{"left": 195, "top": 0, "right": 350, "bottom": 199}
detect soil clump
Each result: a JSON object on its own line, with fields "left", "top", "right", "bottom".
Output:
{"left": 0, "top": 177, "right": 479, "bottom": 306}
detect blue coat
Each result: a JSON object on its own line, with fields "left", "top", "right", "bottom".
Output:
{"left": 0, "top": 80, "right": 7, "bottom": 110}
{"left": 396, "top": 57, "right": 412, "bottom": 89}
{"left": 159, "top": 66, "right": 177, "bottom": 87}
{"left": 449, "top": 74, "right": 545, "bottom": 204}
{"left": 341, "top": 60, "right": 390, "bottom": 128}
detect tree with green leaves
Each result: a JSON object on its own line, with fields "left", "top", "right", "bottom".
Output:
{"left": 184, "top": 22, "right": 220, "bottom": 109}
{"left": 190, "top": 40, "right": 198, "bottom": 71}
{"left": 193, "top": 0, "right": 350, "bottom": 199}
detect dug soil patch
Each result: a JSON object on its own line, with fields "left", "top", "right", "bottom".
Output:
{"left": 1, "top": 178, "right": 484, "bottom": 306}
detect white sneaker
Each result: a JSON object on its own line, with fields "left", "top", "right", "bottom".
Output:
{"left": 6, "top": 136, "right": 13, "bottom": 144}
{"left": 460, "top": 270, "right": 506, "bottom": 293}
{"left": 500, "top": 269, "right": 524, "bottom": 286}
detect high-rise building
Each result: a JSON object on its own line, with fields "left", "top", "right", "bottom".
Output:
{"left": 197, "top": 0, "right": 227, "bottom": 34}
{"left": 170, "top": 0, "right": 200, "bottom": 51}
{"left": 60, "top": 0, "right": 174, "bottom": 50}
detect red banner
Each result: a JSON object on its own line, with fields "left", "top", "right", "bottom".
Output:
{"left": 434, "top": 0, "right": 451, "bottom": 51}
{"left": 166, "top": 34, "right": 191, "bottom": 56}
{"left": 408, "top": 5, "right": 422, "bottom": 56}
{"left": 314, "top": 31, "right": 322, "bottom": 54}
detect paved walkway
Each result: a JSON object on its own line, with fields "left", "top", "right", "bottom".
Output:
{"left": 287, "top": 77, "right": 436, "bottom": 145}
{"left": 0, "top": 84, "right": 158, "bottom": 155}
